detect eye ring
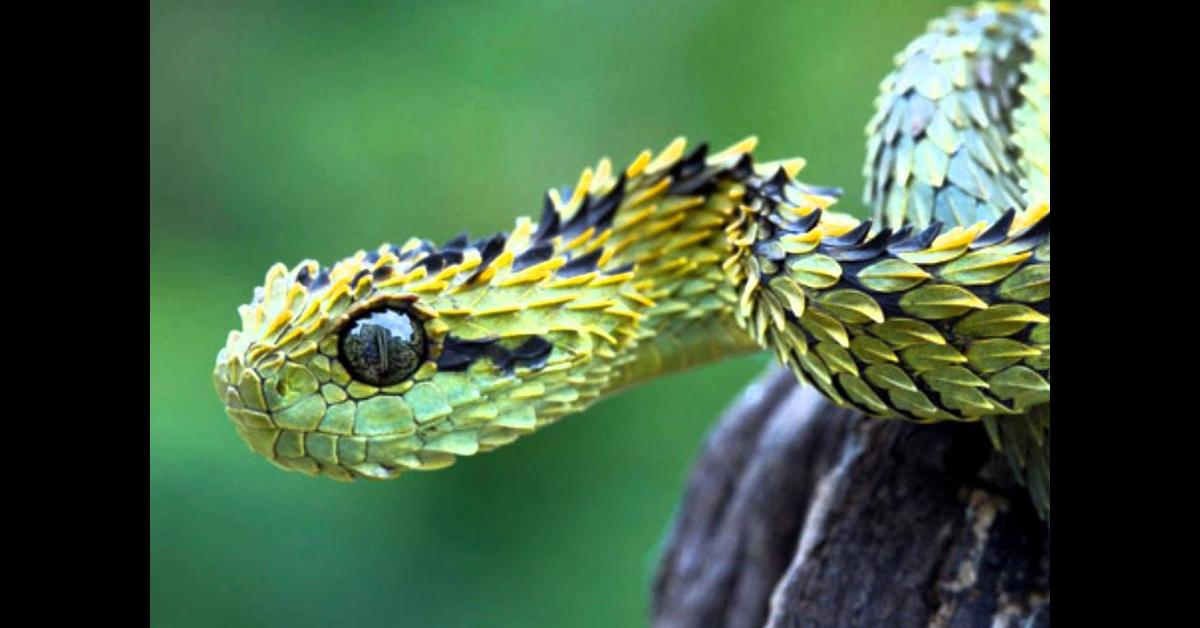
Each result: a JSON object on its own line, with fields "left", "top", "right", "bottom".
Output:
{"left": 336, "top": 305, "right": 427, "bottom": 386}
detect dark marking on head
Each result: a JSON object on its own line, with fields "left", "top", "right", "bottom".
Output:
{"left": 466, "top": 233, "right": 509, "bottom": 284}
{"left": 559, "top": 193, "right": 594, "bottom": 240}
{"left": 373, "top": 266, "right": 393, "bottom": 280}
{"left": 436, "top": 336, "right": 502, "bottom": 372}
{"left": 492, "top": 337, "right": 553, "bottom": 374}
{"left": 511, "top": 336, "right": 553, "bottom": 370}
{"left": 479, "top": 233, "right": 507, "bottom": 264}
{"left": 414, "top": 232, "right": 468, "bottom": 273}
{"left": 434, "top": 348, "right": 475, "bottom": 372}
{"left": 512, "top": 336, "right": 551, "bottom": 360}
{"left": 532, "top": 194, "right": 561, "bottom": 243}
{"left": 558, "top": 248, "right": 604, "bottom": 278}
{"left": 586, "top": 173, "right": 626, "bottom": 232}
{"left": 436, "top": 334, "right": 554, "bottom": 374}
{"left": 416, "top": 253, "right": 446, "bottom": 273}
{"left": 512, "top": 243, "right": 555, "bottom": 272}
{"left": 557, "top": 173, "right": 631, "bottom": 241}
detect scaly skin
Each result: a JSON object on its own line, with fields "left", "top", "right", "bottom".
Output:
{"left": 214, "top": 2, "right": 1050, "bottom": 514}
{"left": 862, "top": 0, "right": 1050, "bottom": 515}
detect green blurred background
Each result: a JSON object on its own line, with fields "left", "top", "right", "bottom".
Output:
{"left": 150, "top": 1, "right": 955, "bottom": 626}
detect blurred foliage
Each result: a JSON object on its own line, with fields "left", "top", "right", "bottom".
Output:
{"left": 150, "top": 1, "right": 955, "bottom": 626}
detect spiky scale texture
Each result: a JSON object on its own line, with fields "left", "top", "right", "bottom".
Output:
{"left": 864, "top": 2, "right": 1045, "bottom": 230}
{"left": 728, "top": 187, "right": 1049, "bottom": 425}
{"left": 861, "top": 0, "right": 1051, "bottom": 518}
{"left": 213, "top": 138, "right": 1049, "bottom": 486}
{"left": 214, "top": 137, "right": 779, "bottom": 480}
{"left": 213, "top": 1, "right": 1050, "bottom": 518}
{"left": 1012, "top": 5, "right": 1050, "bottom": 208}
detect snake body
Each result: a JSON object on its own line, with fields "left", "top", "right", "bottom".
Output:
{"left": 214, "top": 2, "right": 1050, "bottom": 515}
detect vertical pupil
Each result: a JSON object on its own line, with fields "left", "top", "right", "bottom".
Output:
{"left": 374, "top": 326, "right": 388, "bottom": 373}
{"left": 338, "top": 307, "right": 426, "bottom": 386}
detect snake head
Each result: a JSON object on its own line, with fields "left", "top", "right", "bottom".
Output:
{"left": 214, "top": 138, "right": 787, "bottom": 480}
{"left": 213, "top": 177, "right": 650, "bottom": 480}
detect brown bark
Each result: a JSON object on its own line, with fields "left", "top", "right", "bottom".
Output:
{"left": 651, "top": 366, "right": 1050, "bottom": 628}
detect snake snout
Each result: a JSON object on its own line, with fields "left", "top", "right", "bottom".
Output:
{"left": 213, "top": 324, "right": 476, "bottom": 481}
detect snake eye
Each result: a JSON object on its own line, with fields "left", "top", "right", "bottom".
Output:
{"left": 337, "top": 307, "right": 427, "bottom": 386}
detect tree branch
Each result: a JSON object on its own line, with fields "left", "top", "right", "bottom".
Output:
{"left": 652, "top": 366, "right": 1049, "bottom": 628}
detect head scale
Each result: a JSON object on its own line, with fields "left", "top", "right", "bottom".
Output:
{"left": 213, "top": 165, "right": 650, "bottom": 480}
{"left": 213, "top": 136, "right": 810, "bottom": 480}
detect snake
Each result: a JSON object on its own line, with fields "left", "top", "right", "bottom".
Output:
{"left": 213, "top": 1, "right": 1050, "bottom": 517}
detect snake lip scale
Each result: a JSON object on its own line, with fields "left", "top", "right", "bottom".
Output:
{"left": 214, "top": 1, "right": 1050, "bottom": 517}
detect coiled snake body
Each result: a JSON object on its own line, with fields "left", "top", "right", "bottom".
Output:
{"left": 215, "top": 2, "right": 1051, "bottom": 516}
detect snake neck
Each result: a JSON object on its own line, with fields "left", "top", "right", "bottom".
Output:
{"left": 720, "top": 1, "right": 1051, "bottom": 425}
{"left": 726, "top": 174, "right": 1048, "bottom": 423}
{"left": 394, "top": 131, "right": 1052, "bottom": 426}
{"left": 516, "top": 138, "right": 804, "bottom": 402}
